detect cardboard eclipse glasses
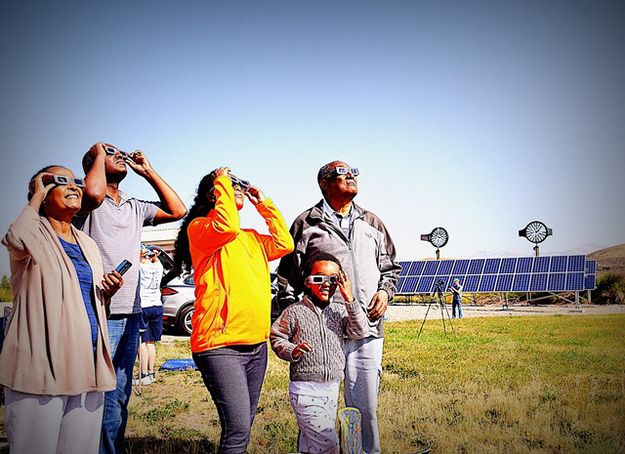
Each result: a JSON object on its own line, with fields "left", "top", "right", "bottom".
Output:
{"left": 41, "top": 174, "right": 86, "bottom": 188}
{"left": 305, "top": 275, "right": 338, "bottom": 285}
{"left": 104, "top": 145, "right": 129, "bottom": 158}
{"left": 335, "top": 167, "right": 359, "bottom": 176}
{"left": 229, "top": 174, "right": 251, "bottom": 192}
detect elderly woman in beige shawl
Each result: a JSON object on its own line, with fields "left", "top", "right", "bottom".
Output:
{"left": 1, "top": 164, "right": 123, "bottom": 453}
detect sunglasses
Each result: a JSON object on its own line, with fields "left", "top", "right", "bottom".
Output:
{"left": 104, "top": 145, "right": 129, "bottom": 158}
{"left": 306, "top": 275, "right": 338, "bottom": 285}
{"left": 230, "top": 174, "right": 251, "bottom": 192}
{"left": 41, "top": 174, "right": 86, "bottom": 188}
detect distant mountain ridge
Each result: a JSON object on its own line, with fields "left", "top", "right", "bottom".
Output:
{"left": 469, "top": 243, "right": 606, "bottom": 259}
{"left": 588, "top": 244, "right": 625, "bottom": 273}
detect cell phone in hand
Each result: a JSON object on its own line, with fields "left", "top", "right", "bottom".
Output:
{"left": 114, "top": 259, "right": 132, "bottom": 276}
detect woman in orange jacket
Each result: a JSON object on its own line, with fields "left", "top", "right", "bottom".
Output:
{"left": 172, "top": 167, "right": 293, "bottom": 453}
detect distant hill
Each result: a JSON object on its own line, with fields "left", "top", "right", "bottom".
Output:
{"left": 588, "top": 244, "right": 625, "bottom": 274}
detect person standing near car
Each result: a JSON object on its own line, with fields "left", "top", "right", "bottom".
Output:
{"left": 136, "top": 245, "right": 164, "bottom": 385}
{"left": 172, "top": 167, "right": 293, "bottom": 453}
{"left": 277, "top": 160, "right": 400, "bottom": 454}
{"left": 75, "top": 142, "right": 187, "bottom": 454}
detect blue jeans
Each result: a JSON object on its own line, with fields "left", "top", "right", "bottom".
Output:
{"left": 344, "top": 336, "right": 384, "bottom": 454}
{"left": 100, "top": 314, "right": 140, "bottom": 454}
{"left": 193, "top": 343, "right": 268, "bottom": 454}
{"left": 452, "top": 298, "right": 463, "bottom": 318}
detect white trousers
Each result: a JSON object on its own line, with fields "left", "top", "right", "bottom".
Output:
{"left": 289, "top": 381, "right": 340, "bottom": 454}
{"left": 4, "top": 387, "right": 105, "bottom": 454}
{"left": 344, "top": 336, "right": 384, "bottom": 454}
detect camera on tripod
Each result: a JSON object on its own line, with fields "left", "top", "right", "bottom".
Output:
{"left": 419, "top": 278, "right": 456, "bottom": 339}
{"left": 433, "top": 279, "right": 446, "bottom": 294}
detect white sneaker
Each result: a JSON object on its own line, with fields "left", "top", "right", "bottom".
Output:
{"left": 133, "top": 373, "right": 152, "bottom": 386}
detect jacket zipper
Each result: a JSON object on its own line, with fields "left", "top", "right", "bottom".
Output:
{"left": 347, "top": 214, "right": 362, "bottom": 308}
{"left": 318, "top": 307, "right": 330, "bottom": 382}
{"left": 219, "top": 281, "right": 227, "bottom": 334}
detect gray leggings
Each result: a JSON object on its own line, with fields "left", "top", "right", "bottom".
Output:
{"left": 193, "top": 342, "right": 268, "bottom": 454}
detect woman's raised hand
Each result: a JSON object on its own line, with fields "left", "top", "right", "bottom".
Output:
{"left": 246, "top": 185, "right": 265, "bottom": 205}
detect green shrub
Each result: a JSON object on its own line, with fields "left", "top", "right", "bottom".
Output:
{"left": 592, "top": 272, "right": 625, "bottom": 304}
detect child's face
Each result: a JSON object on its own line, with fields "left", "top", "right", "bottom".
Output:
{"left": 306, "top": 260, "right": 340, "bottom": 301}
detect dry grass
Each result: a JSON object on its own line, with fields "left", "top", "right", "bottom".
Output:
{"left": 1, "top": 314, "right": 624, "bottom": 453}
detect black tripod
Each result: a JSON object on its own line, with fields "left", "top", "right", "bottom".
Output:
{"left": 418, "top": 280, "right": 456, "bottom": 338}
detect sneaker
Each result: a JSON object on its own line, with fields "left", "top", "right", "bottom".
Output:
{"left": 149, "top": 371, "right": 156, "bottom": 382}
{"left": 134, "top": 373, "right": 151, "bottom": 386}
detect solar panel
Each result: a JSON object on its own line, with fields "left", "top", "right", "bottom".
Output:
{"left": 530, "top": 273, "right": 548, "bottom": 291}
{"left": 417, "top": 276, "right": 434, "bottom": 293}
{"left": 402, "top": 277, "right": 418, "bottom": 293}
{"left": 407, "top": 261, "right": 425, "bottom": 276}
{"left": 585, "top": 275, "right": 596, "bottom": 291}
{"left": 533, "top": 256, "right": 550, "bottom": 273}
{"left": 585, "top": 260, "right": 596, "bottom": 274}
{"left": 500, "top": 258, "right": 517, "bottom": 273}
{"left": 422, "top": 261, "right": 439, "bottom": 275}
{"left": 398, "top": 262, "right": 411, "bottom": 277}
{"left": 567, "top": 255, "right": 585, "bottom": 272}
{"left": 584, "top": 259, "right": 597, "bottom": 291}
{"left": 550, "top": 256, "right": 567, "bottom": 272}
{"left": 468, "top": 259, "right": 485, "bottom": 274}
{"left": 484, "top": 258, "right": 501, "bottom": 274}
{"left": 464, "top": 275, "right": 480, "bottom": 292}
{"left": 394, "top": 254, "right": 594, "bottom": 295}
{"left": 479, "top": 275, "right": 497, "bottom": 292}
{"left": 452, "top": 259, "right": 470, "bottom": 274}
{"left": 566, "top": 273, "right": 584, "bottom": 291}
{"left": 437, "top": 260, "right": 454, "bottom": 275}
{"left": 516, "top": 257, "right": 533, "bottom": 273}
{"left": 495, "top": 274, "right": 513, "bottom": 292}
{"left": 548, "top": 273, "right": 566, "bottom": 292}
{"left": 512, "top": 274, "right": 530, "bottom": 292}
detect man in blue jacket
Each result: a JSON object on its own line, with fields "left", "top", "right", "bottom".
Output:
{"left": 277, "top": 160, "right": 400, "bottom": 454}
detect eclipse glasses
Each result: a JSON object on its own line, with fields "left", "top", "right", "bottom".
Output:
{"left": 229, "top": 174, "right": 251, "bottom": 192}
{"left": 335, "top": 167, "right": 359, "bottom": 176}
{"left": 305, "top": 275, "right": 338, "bottom": 285}
{"left": 320, "top": 166, "right": 360, "bottom": 180}
{"left": 42, "top": 174, "right": 86, "bottom": 188}
{"left": 104, "top": 145, "right": 129, "bottom": 158}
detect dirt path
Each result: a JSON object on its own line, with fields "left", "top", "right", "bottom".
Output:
{"left": 385, "top": 303, "right": 625, "bottom": 322}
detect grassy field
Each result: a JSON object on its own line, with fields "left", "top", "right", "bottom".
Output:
{"left": 2, "top": 314, "right": 624, "bottom": 453}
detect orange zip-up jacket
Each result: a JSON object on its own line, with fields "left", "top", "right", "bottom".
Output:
{"left": 188, "top": 175, "right": 294, "bottom": 353}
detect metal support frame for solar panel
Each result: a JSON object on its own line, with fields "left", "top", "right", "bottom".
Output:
{"left": 396, "top": 255, "right": 597, "bottom": 310}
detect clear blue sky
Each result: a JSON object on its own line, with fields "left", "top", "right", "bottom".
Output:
{"left": 1, "top": 0, "right": 624, "bottom": 277}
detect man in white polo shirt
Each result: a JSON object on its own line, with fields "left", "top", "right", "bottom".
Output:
{"left": 75, "top": 142, "right": 186, "bottom": 454}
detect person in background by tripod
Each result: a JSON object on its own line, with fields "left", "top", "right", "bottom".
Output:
{"left": 449, "top": 278, "right": 463, "bottom": 319}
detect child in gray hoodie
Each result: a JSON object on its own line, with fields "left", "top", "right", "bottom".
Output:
{"left": 271, "top": 252, "right": 368, "bottom": 454}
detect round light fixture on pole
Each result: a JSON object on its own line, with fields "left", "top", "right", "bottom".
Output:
{"left": 518, "top": 221, "right": 552, "bottom": 256}
{"left": 421, "top": 227, "right": 449, "bottom": 260}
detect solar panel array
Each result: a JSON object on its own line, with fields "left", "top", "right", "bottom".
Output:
{"left": 396, "top": 256, "right": 597, "bottom": 295}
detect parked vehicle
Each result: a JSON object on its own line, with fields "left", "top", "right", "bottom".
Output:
{"left": 147, "top": 245, "right": 279, "bottom": 336}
